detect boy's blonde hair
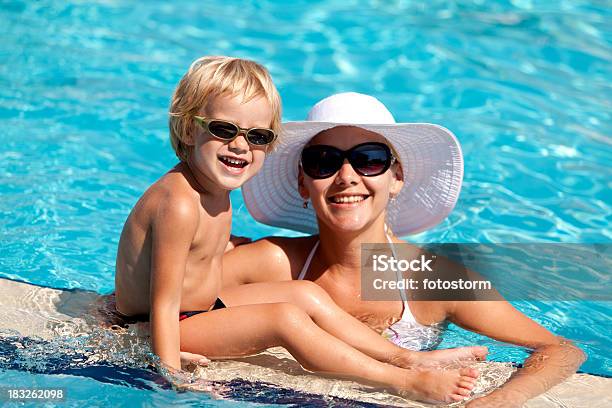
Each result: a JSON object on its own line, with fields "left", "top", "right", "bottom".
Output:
{"left": 169, "top": 56, "right": 282, "bottom": 162}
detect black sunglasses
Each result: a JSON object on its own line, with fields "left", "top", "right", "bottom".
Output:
{"left": 300, "top": 142, "right": 396, "bottom": 179}
{"left": 193, "top": 116, "right": 276, "bottom": 146}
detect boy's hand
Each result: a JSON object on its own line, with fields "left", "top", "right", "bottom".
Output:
{"left": 157, "top": 362, "right": 219, "bottom": 394}
{"left": 180, "top": 351, "right": 210, "bottom": 370}
{"left": 225, "top": 235, "right": 252, "bottom": 252}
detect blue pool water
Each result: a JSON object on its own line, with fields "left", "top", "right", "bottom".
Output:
{"left": 1, "top": 0, "right": 610, "bottom": 405}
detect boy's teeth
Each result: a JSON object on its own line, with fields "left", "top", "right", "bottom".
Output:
{"left": 220, "top": 156, "right": 247, "bottom": 167}
{"left": 331, "top": 195, "right": 366, "bottom": 203}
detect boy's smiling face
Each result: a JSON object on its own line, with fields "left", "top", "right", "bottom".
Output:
{"left": 188, "top": 93, "right": 273, "bottom": 193}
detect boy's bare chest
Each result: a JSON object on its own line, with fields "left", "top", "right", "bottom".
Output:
{"left": 190, "top": 207, "right": 232, "bottom": 259}
{"left": 180, "top": 207, "right": 231, "bottom": 305}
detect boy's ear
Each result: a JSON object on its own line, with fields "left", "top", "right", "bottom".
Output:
{"left": 297, "top": 166, "right": 309, "bottom": 200}
{"left": 183, "top": 120, "right": 198, "bottom": 146}
{"left": 183, "top": 129, "right": 195, "bottom": 146}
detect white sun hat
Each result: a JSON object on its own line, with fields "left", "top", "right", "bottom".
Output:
{"left": 242, "top": 92, "right": 464, "bottom": 236}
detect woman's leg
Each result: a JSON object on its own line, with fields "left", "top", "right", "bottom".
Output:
{"left": 220, "top": 281, "right": 487, "bottom": 367}
{"left": 179, "top": 302, "right": 478, "bottom": 403}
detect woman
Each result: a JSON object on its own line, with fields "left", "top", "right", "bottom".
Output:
{"left": 220, "top": 92, "right": 585, "bottom": 407}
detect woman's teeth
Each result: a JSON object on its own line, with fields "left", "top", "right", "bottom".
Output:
{"left": 329, "top": 195, "right": 367, "bottom": 204}
{"left": 219, "top": 156, "right": 248, "bottom": 168}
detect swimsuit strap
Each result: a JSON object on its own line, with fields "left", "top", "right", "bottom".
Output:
{"left": 297, "top": 240, "right": 319, "bottom": 280}
{"left": 384, "top": 225, "right": 409, "bottom": 303}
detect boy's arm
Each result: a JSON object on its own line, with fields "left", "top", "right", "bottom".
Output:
{"left": 149, "top": 196, "right": 199, "bottom": 371}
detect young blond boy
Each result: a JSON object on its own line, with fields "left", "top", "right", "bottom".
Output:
{"left": 114, "top": 56, "right": 480, "bottom": 404}
{"left": 114, "top": 56, "right": 280, "bottom": 370}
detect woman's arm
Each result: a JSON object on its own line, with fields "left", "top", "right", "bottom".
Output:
{"left": 448, "top": 300, "right": 586, "bottom": 407}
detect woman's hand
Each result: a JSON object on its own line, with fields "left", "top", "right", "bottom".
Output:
{"left": 466, "top": 389, "right": 527, "bottom": 408}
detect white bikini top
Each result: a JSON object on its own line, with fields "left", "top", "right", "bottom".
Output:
{"left": 297, "top": 232, "right": 443, "bottom": 351}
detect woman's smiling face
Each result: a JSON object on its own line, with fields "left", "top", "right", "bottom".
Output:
{"left": 298, "top": 126, "right": 404, "bottom": 233}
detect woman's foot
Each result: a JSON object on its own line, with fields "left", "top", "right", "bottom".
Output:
{"left": 389, "top": 346, "right": 488, "bottom": 368}
{"left": 398, "top": 366, "right": 480, "bottom": 404}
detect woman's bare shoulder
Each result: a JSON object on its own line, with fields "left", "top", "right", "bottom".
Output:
{"left": 254, "top": 235, "right": 320, "bottom": 278}
{"left": 223, "top": 235, "right": 319, "bottom": 284}
{"left": 262, "top": 235, "right": 319, "bottom": 256}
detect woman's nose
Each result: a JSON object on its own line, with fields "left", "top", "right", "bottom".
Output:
{"left": 334, "top": 160, "right": 359, "bottom": 186}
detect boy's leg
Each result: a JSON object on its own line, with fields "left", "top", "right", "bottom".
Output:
{"left": 179, "top": 302, "right": 478, "bottom": 403}
{"left": 220, "top": 281, "right": 403, "bottom": 363}
{"left": 180, "top": 302, "right": 396, "bottom": 384}
{"left": 220, "top": 281, "right": 487, "bottom": 367}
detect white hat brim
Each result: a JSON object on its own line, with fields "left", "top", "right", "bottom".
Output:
{"left": 242, "top": 121, "right": 463, "bottom": 236}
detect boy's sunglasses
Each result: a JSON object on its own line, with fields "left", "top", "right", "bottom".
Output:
{"left": 300, "top": 142, "right": 396, "bottom": 179}
{"left": 193, "top": 116, "right": 276, "bottom": 146}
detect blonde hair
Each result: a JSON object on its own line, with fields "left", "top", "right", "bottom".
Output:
{"left": 169, "top": 56, "right": 282, "bottom": 162}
